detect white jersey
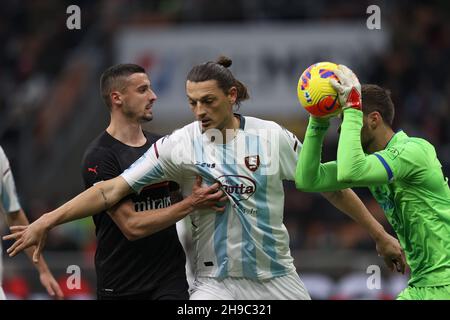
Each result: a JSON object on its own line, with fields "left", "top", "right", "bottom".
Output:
{"left": 121, "top": 115, "right": 302, "bottom": 280}
{"left": 0, "top": 146, "right": 21, "bottom": 214}
{"left": 0, "top": 146, "right": 21, "bottom": 288}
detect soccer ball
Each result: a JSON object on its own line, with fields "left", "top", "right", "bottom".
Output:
{"left": 297, "top": 62, "right": 341, "bottom": 118}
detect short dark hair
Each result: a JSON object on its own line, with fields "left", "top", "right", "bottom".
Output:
{"left": 187, "top": 56, "right": 249, "bottom": 108}
{"left": 100, "top": 64, "right": 146, "bottom": 109}
{"left": 361, "top": 84, "right": 395, "bottom": 126}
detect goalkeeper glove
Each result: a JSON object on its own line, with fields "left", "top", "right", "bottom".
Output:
{"left": 329, "top": 64, "right": 362, "bottom": 111}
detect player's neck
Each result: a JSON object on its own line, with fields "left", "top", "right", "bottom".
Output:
{"left": 107, "top": 117, "right": 147, "bottom": 147}
{"left": 370, "top": 127, "right": 395, "bottom": 153}
{"left": 221, "top": 115, "right": 240, "bottom": 144}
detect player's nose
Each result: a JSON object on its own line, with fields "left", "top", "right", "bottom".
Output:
{"left": 194, "top": 104, "right": 207, "bottom": 118}
{"left": 149, "top": 89, "right": 157, "bottom": 102}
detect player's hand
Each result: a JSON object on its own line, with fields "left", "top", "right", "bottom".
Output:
{"left": 329, "top": 64, "right": 362, "bottom": 111}
{"left": 39, "top": 270, "right": 64, "bottom": 300}
{"left": 375, "top": 232, "right": 406, "bottom": 274}
{"left": 3, "top": 216, "right": 50, "bottom": 262}
{"left": 188, "top": 176, "right": 228, "bottom": 212}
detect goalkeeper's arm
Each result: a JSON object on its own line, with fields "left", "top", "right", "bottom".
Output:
{"left": 295, "top": 116, "right": 351, "bottom": 192}
{"left": 337, "top": 109, "right": 390, "bottom": 184}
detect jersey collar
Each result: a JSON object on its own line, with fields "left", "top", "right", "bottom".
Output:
{"left": 385, "top": 130, "right": 408, "bottom": 149}
{"left": 234, "top": 113, "right": 245, "bottom": 130}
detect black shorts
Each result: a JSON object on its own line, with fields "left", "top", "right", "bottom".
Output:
{"left": 97, "top": 276, "right": 189, "bottom": 300}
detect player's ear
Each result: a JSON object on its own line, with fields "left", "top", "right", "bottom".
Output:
{"left": 368, "top": 111, "right": 381, "bottom": 129}
{"left": 228, "top": 86, "right": 237, "bottom": 105}
{"left": 111, "top": 91, "right": 122, "bottom": 106}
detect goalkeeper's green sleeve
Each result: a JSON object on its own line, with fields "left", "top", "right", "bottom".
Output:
{"left": 295, "top": 117, "right": 351, "bottom": 192}
{"left": 337, "top": 109, "right": 390, "bottom": 185}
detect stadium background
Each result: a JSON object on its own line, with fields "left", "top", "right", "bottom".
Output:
{"left": 0, "top": 0, "right": 448, "bottom": 299}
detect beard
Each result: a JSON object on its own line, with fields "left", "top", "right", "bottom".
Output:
{"left": 142, "top": 115, "right": 153, "bottom": 122}
{"left": 140, "top": 112, "right": 153, "bottom": 122}
{"left": 362, "top": 139, "right": 370, "bottom": 153}
{"left": 360, "top": 123, "right": 374, "bottom": 153}
{"left": 361, "top": 133, "right": 375, "bottom": 153}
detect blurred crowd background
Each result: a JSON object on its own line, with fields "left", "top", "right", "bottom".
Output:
{"left": 0, "top": 0, "right": 449, "bottom": 299}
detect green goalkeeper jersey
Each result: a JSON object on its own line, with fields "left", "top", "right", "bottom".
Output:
{"left": 296, "top": 109, "right": 450, "bottom": 287}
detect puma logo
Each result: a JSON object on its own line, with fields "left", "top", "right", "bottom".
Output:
{"left": 88, "top": 165, "right": 98, "bottom": 175}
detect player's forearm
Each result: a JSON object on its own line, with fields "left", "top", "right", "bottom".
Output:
{"left": 337, "top": 109, "right": 366, "bottom": 182}
{"left": 126, "top": 196, "right": 195, "bottom": 240}
{"left": 295, "top": 117, "right": 329, "bottom": 190}
{"left": 44, "top": 177, "right": 131, "bottom": 229}
{"left": 24, "top": 246, "right": 51, "bottom": 273}
{"left": 322, "top": 189, "right": 385, "bottom": 240}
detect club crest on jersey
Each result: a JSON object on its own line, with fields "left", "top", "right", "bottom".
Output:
{"left": 244, "top": 155, "right": 260, "bottom": 172}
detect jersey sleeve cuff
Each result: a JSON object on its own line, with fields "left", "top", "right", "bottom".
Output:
{"left": 120, "top": 172, "right": 142, "bottom": 194}
{"left": 307, "top": 116, "right": 330, "bottom": 137}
